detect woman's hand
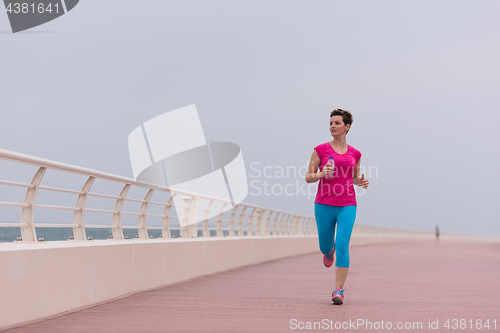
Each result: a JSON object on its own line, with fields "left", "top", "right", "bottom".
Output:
{"left": 353, "top": 160, "right": 369, "bottom": 189}
{"left": 321, "top": 163, "right": 334, "bottom": 179}
{"left": 306, "top": 150, "right": 334, "bottom": 183}
{"left": 360, "top": 174, "right": 369, "bottom": 189}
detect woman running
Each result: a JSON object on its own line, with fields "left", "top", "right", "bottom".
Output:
{"left": 305, "top": 109, "right": 369, "bottom": 305}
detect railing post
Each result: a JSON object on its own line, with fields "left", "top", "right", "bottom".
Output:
{"left": 276, "top": 213, "right": 288, "bottom": 235}
{"left": 287, "top": 215, "right": 294, "bottom": 235}
{"left": 281, "top": 214, "right": 289, "bottom": 235}
{"left": 307, "top": 217, "right": 314, "bottom": 235}
{"left": 351, "top": 224, "right": 358, "bottom": 236}
{"left": 137, "top": 189, "right": 154, "bottom": 239}
{"left": 270, "top": 212, "right": 278, "bottom": 236}
{"left": 255, "top": 209, "right": 267, "bottom": 236}
{"left": 189, "top": 196, "right": 199, "bottom": 237}
{"left": 216, "top": 203, "right": 228, "bottom": 237}
{"left": 202, "top": 200, "right": 214, "bottom": 237}
{"left": 161, "top": 194, "right": 176, "bottom": 238}
{"left": 20, "top": 167, "right": 46, "bottom": 242}
{"left": 290, "top": 215, "right": 297, "bottom": 235}
{"left": 302, "top": 217, "right": 308, "bottom": 235}
{"left": 274, "top": 213, "right": 280, "bottom": 236}
{"left": 180, "top": 195, "right": 198, "bottom": 238}
{"left": 228, "top": 206, "right": 236, "bottom": 237}
{"left": 302, "top": 217, "right": 313, "bottom": 235}
{"left": 294, "top": 216, "right": 303, "bottom": 235}
{"left": 247, "top": 208, "right": 257, "bottom": 236}
{"left": 112, "top": 184, "right": 130, "bottom": 240}
{"left": 236, "top": 206, "right": 247, "bottom": 237}
{"left": 72, "top": 176, "right": 94, "bottom": 241}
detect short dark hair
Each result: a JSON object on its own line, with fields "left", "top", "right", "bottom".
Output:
{"left": 330, "top": 109, "right": 353, "bottom": 134}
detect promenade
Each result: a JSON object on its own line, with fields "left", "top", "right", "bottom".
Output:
{"left": 4, "top": 240, "right": 499, "bottom": 332}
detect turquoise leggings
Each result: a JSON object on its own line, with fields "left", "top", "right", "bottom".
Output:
{"left": 314, "top": 203, "right": 357, "bottom": 268}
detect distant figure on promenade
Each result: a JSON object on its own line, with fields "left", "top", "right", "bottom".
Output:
{"left": 306, "top": 109, "right": 369, "bottom": 305}
{"left": 435, "top": 225, "right": 440, "bottom": 242}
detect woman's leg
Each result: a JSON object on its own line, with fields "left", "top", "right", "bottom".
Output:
{"left": 334, "top": 205, "right": 357, "bottom": 290}
{"left": 335, "top": 267, "right": 349, "bottom": 290}
{"left": 314, "top": 203, "right": 337, "bottom": 255}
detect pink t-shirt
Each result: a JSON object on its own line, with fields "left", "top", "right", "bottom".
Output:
{"left": 314, "top": 142, "right": 362, "bottom": 207}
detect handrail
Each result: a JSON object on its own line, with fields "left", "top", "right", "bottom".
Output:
{"left": 0, "top": 180, "right": 35, "bottom": 188}
{"left": 0, "top": 148, "right": 434, "bottom": 242}
{"left": 0, "top": 148, "right": 320, "bottom": 242}
{"left": 38, "top": 185, "right": 85, "bottom": 195}
{"left": 0, "top": 148, "right": 312, "bottom": 218}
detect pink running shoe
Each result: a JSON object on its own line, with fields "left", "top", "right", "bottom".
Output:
{"left": 322, "top": 238, "right": 335, "bottom": 268}
{"left": 323, "top": 250, "right": 334, "bottom": 267}
{"left": 332, "top": 288, "right": 345, "bottom": 305}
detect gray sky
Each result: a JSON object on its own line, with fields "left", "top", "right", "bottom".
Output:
{"left": 1, "top": 0, "right": 499, "bottom": 235}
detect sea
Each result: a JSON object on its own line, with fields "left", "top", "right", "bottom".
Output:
{"left": 0, "top": 226, "right": 227, "bottom": 243}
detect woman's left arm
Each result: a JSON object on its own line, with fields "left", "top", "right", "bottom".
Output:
{"left": 352, "top": 159, "right": 369, "bottom": 189}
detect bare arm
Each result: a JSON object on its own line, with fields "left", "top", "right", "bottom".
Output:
{"left": 352, "top": 159, "right": 369, "bottom": 189}
{"left": 305, "top": 150, "right": 332, "bottom": 183}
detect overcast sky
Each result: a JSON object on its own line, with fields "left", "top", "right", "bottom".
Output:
{"left": 1, "top": 0, "right": 499, "bottom": 236}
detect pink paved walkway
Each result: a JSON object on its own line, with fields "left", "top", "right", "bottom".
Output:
{"left": 5, "top": 241, "right": 500, "bottom": 332}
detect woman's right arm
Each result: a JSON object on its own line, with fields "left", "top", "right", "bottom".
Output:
{"left": 305, "top": 150, "right": 331, "bottom": 183}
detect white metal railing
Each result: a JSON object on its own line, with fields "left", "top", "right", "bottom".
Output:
{"left": 0, "top": 148, "right": 320, "bottom": 242}
{"left": 0, "top": 148, "right": 432, "bottom": 243}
